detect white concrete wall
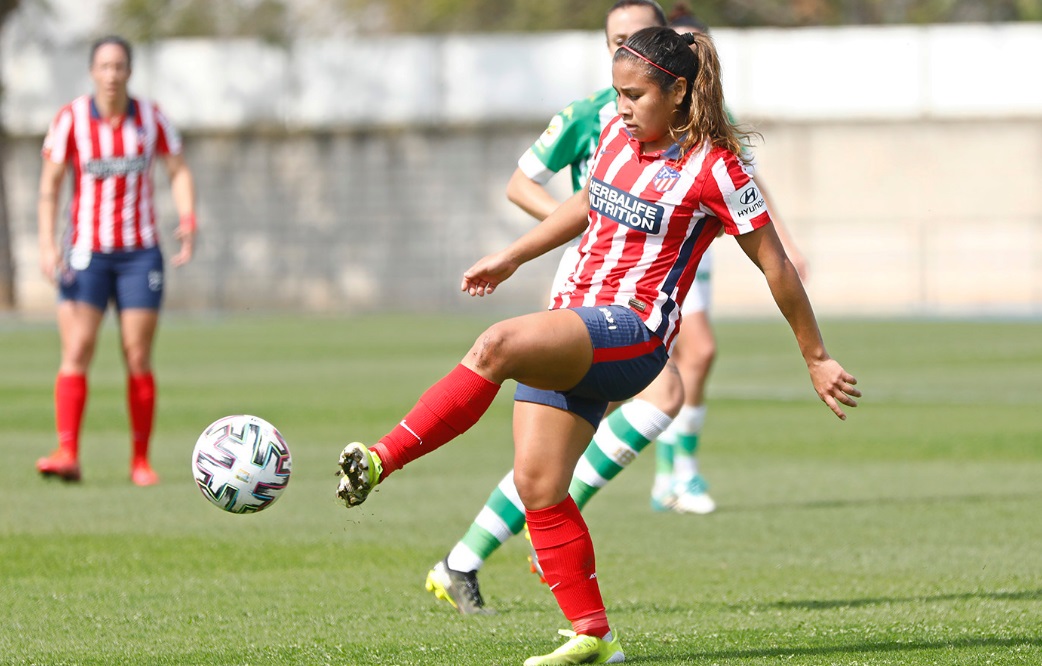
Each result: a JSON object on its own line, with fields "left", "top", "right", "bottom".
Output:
{"left": 7, "top": 24, "right": 1042, "bottom": 132}
{"left": 4, "top": 24, "right": 1041, "bottom": 316}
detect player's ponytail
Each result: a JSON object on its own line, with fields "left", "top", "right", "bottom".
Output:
{"left": 673, "top": 31, "right": 750, "bottom": 159}
{"left": 617, "top": 27, "right": 751, "bottom": 160}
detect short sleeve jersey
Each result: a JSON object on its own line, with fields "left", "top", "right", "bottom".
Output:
{"left": 42, "top": 95, "right": 182, "bottom": 254}
{"left": 551, "top": 116, "right": 773, "bottom": 352}
{"left": 517, "top": 87, "right": 618, "bottom": 193}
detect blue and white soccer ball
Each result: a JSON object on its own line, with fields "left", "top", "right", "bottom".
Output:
{"left": 192, "top": 414, "right": 292, "bottom": 514}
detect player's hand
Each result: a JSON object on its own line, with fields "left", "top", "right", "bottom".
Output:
{"left": 807, "top": 358, "right": 860, "bottom": 420}
{"left": 171, "top": 226, "right": 195, "bottom": 267}
{"left": 39, "top": 243, "right": 62, "bottom": 285}
{"left": 461, "top": 251, "right": 518, "bottom": 297}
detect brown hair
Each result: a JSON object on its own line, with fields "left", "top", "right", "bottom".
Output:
{"left": 615, "top": 27, "right": 751, "bottom": 160}
{"left": 90, "top": 35, "right": 133, "bottom": 69}
{"left": 605, "top": 0, "right": 668, "bottom": 31}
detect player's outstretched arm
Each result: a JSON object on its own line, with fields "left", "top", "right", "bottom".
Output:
{"left": 462, "top": 187, "right": 590, "bottom": 297}
{"left": 735, "top": 224, "right": 860, "bottom": 419}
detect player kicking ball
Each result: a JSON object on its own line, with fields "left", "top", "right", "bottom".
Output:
{"left": 336, "top": 26, "right": 858, "bottom": 666}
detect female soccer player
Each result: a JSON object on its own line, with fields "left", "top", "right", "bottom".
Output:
{"left": 36, "top": 35, "right": 198, "bottom": 485}
{"left": 426, "top": 0, "right": 677, "bottom": 617}
{"left": 336, "top": 26, "right": 859, "bottom": 665}
{"left": 424, "top": 1, "right": 814, "bottom": 621}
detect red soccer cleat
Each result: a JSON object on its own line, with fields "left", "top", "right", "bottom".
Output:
{"left": 36, "top": 451, "right": 82, "bottom": 482}
{"left": 131, "top": 461, "right": 160, "bottom": 487}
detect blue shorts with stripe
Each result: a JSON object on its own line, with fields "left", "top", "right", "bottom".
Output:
{"left": 514, "top": 305, "right": 668, "bottom": 429}
{"left": 59, "top": 247, "right": 164, "bottom": 312}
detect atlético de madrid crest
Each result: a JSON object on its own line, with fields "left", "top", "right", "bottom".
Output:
{"left": 652, "top": 165, "right": 680, "bottom": 193}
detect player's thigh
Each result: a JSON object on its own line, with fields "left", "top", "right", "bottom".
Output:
{"left": 674, "top": 311, "right": 715, "bottom": 370}
{"left": 113, "top": 247, "right": 164, "bottom": 312}
{"left": 113, "top": 248, "right": 163, "bottom": 373}
{"left": 672, "top": 311, "right": 715, "bottom": 403}
{"left": 466, "top": 308, "right": 593, "bottom": 389}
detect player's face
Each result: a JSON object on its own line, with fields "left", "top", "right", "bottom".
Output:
{"left": 90, "top": 44, "right": 131, "bottom": 101}
{"left": 605, "top": 6, "right": 661, "bottom": 57}
{"left": 613, "top": 58, "right": 687, "bottom": 153}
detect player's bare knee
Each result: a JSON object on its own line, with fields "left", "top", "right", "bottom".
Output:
{"left": 465, "top": 325, "right": 512, "bottom": 379}
{"left": 677, "top": 344, "right": 716, "bottom": 380}
{"left": 514, "top": 472, "right": 561, "bottom": 511}
{"left": 123, "top": 348, "right": 152, "bottom": 375}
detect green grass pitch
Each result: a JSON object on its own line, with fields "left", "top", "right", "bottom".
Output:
{"left": 2, "top": 314, "right": 1040, "bottom": 665}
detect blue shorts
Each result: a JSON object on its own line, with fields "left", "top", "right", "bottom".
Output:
{"left": 59, "top": 247, "right": 164, "bottom": 312}
{"left": 514, "top": 305, "right": 668, "bottom": 429}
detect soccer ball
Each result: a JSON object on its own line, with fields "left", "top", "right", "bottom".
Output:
{"left": 192, "top": 414, "right": 292, "bottom": 514}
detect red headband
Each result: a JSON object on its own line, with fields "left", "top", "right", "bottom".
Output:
{"left": 619, "top": 44, "right": 679, "bottom": 79}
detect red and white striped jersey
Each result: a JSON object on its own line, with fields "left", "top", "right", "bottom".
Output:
{"left": 42, "top": 95, "right": 182, "bottom": 253}
{"left": 551, "top": 116, "right": 772, "bottom": 351}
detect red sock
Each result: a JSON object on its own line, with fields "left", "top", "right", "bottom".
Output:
{"left": 526, "top": 496, "right": 610, "bottom": 638}
{"left": 127, "top": 373, "right": 155, "bottom": 465}
{"left": 55, "top": 373, "right": 88, "bottom": 459}
{"left": 370, "top": 364, "right": 499, "bottom": 479}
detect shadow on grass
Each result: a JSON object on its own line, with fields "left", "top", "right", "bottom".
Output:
{"left": 761, "top": 587, "right": 1042, "bottom": 610}
{"left": 694, "top": 635, "right": 1042, "bottom": 662}
{"left": 613, "top": 588, "right": 1042, "bottom": 619}
{"left": 628, "top": 635, "right": 1042, "bottom": 663}
{"left": 721, "top": 490, "right": 1042, "bottom": 514}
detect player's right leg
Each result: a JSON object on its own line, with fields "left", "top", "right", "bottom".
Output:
{"left": 37, "top": 267, "right": 107, "bottom": 483}
{"left": 428, "top": 383, "right": 676, "bottom": 612}
{"left": 336, "top": 309, "right": 595, "bottom": 506}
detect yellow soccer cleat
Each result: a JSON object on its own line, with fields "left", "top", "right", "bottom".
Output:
{"left": 523, "top": 629, "right": 624, "bottom": 665}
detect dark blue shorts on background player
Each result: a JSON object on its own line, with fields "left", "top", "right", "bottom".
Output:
{"left": 514, "top": 304, "right": 668, "bottom": 428}
{"left": 59, "top": 246, "right": 164, "bottom": 311}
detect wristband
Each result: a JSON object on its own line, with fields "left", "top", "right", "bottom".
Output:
{"left": 179, "top": 212, "right": 197, "bottom": 234}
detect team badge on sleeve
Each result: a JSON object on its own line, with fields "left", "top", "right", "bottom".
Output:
{"left": 537, "top": 115, "right": 564, "bottom": 148}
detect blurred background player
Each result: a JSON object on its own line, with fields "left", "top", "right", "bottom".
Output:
{"left": 35, "top": 35, "right": 198, "bottom": 486}
{"left": 649, "top": 0, "right": 809, "bottom": 514}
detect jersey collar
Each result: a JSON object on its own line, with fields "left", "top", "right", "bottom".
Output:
{"left": 622, "top": 126, "right": 684, "bottom": 163}
{"left": 90, "top": 96, "right": 137, "bottom": 121}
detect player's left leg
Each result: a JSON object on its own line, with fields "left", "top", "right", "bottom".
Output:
{"left": 115, "top": 247, "right": 163, "bottom": 487}
{"left": 662, "top": 309, "right": 717, "bottom": 514}
{"left": 514, "top": 400, "right": 622, "bottom": 663}
{"left": 519, "top": 309, "right": 665, "bottom": 664}
{"left": 429, "top": 384, "right": 676, "bottom": 612}
{"left": 653, "top": 251, "right": 717, "bottom": 514}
